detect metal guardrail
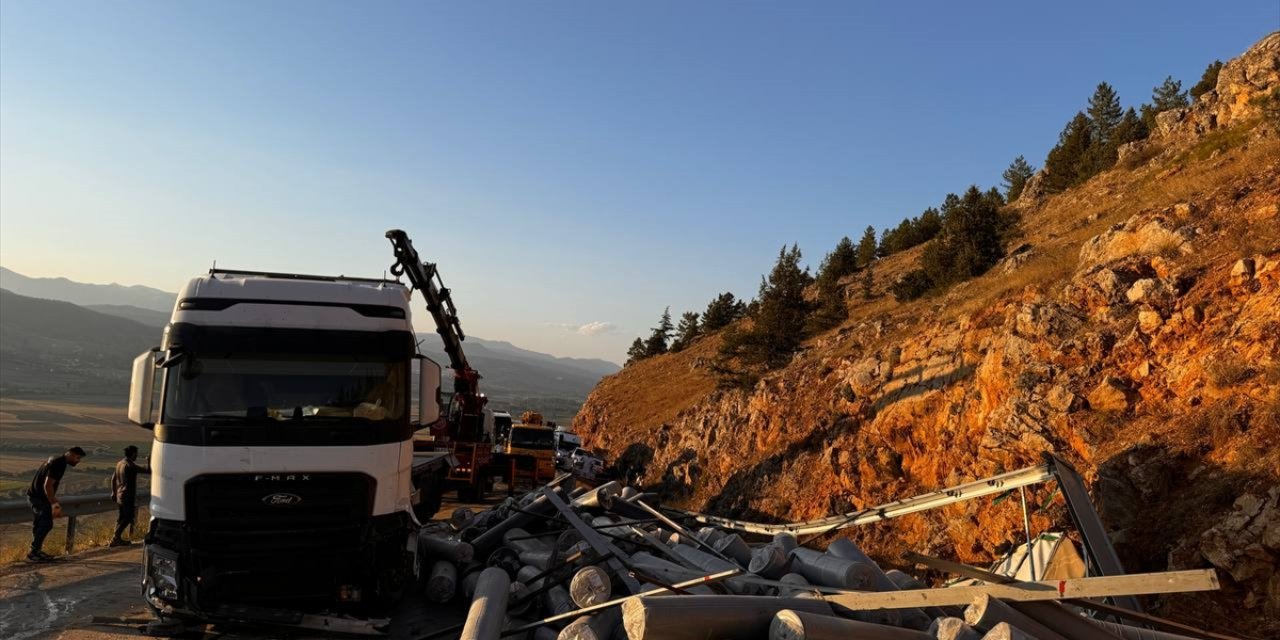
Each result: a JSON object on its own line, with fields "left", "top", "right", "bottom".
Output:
{"left": 0, "top": 489, "right": 147, "bottom": 553}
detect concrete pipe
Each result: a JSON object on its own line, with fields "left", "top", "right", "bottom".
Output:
{"left": 460, "top": 567, "right": 511, "bottom": 640}
{"left": 1092, "top": 621, "right": 1203, "bottom": 640}
{"left": 462, "top": 568, "right": 484, "bottom": 599}
{"left": 670, "top": 543, "right": 758, "bottom": 594}
{"left": 929, "top": 617, "right": 982, "bottom": 640}
{"left": 621, "top": 595, "right": 834, "bottom": 640}
{"left": 505, "top": 528, "right": 552, "bottom": 554}
{"left": 772, "top": 532, "right": 799, "bottom": 554}
{"left": 749, "top": 543, "right": 793, "bottom": 579}
{"left": 487, "top": 547, "right": 524, "bottom": 579}
{"left": 558, "top": 608, "right": 622, "bottom": 640}
{"left": 885, "top": 569, "right": 956, "bottom": 619}
{"left": 697, "top": 526, "right": 728, "bottom": 545}
{"left": 965, "top": 594, "right": 1068, "bottom": 640}
{"left": 544, "top": 584, "right": 577, "bottom": 621}
{"left": 516, "top": 565, "right": 544, "bottom": 590}
{"left": 591, "top": 515, "right": 632, "bottom": 539}
{"left": 777, "top": 573, "right": 812, "bottom": 597}
{"left": 420, "top": 532, "right": 476, "bottom": 565}
{"left": 817, "top": 542, "right": 930, "bottom": 629}
{"left": 571, "top": 481, "right": 620, "bottom": 509}
{"left": 508, "top": 581, "right": 533, "bottom": 617}
{"left": 788, "top": 548, "right": 877, "bottom": 590}
{"left": 1011, "top": 601, "right": 1124, "bottom": 640}
{"left": 472, "top": 488, "right": 566, "bottom": 554}
{"left": 426, "top": 560, "right": 458, "bottom": 603}
{"left": 629, "top": 552, "right": 717, "bottom": 594}
{"left": 568, "top": 565, "right": 613, "bottom": 608}
{"left": 556, "top": 530, "right": 585, "bottom": 554}
{"left": 769, "top": 609, "right": 935, "bottom": 640}
{"left": 451, "top": 507, "right": 476, "bottom": 531}
{"left": 519, "top": 549, "right": 558, "bottom": 571}
{"left": 712, "top": 532, "right": 754, "bottom": 566}
{"left": 980, "top": 622, "right": 1038, "bottom": 640}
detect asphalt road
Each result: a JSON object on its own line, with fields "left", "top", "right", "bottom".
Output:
{"left": 0, "top": 497, "right": 493, "bottom": 640}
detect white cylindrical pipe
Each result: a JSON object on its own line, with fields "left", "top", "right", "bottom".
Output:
{"left": 965, "top": 594, "right": 1068, "bottom": 640}
{"left": 460, "top": 567, "right": 511, "bottom": 640}
{"left": 569, "top": 565, "right": 613, "bottom": 608}
{"left": 770, "top": 608, "right": 934, "bottom": 640}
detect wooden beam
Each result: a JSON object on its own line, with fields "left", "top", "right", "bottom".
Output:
{"left": 823, "top": 570, "right": 1219, "bottom": 610}
{"left": 903, "top": 552, "right": 1243, "bottom": 640}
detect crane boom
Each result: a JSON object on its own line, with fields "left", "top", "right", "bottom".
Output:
{"left": 385, "top": 230, "right": 486, "bottom": 441}
{"left": 385, "top": 229, "right": 471, "bottom": 375}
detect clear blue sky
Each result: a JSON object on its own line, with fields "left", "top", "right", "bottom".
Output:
{"left": 2, "top": 2, "right": 1275, "bottom": 363}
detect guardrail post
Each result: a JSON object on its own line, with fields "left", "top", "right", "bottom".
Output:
{"left": 65, "top": 514, "right": 78, "bottom": 554}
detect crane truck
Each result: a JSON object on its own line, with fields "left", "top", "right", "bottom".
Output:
{"left": 126, "top": 230, "right": 481, "bottom": 631}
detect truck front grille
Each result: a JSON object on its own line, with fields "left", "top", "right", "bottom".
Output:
{"left": 183, "top": 472, "right": 377, "bottom": 604}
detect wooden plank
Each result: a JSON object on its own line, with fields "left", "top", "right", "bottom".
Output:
{"left": 540, "top": 486, "right": 642, "bottom": 594}
{"left": 904, "top": 552, "right": 1243, "bottom": 640}
{"left": 824, "top": 570, "right": 1219, "bottom": 610}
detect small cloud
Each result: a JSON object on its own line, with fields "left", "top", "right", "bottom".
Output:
{"left": 575, "top": 321, "right": 617, "bottom": 336}
{"left": 547, "top": 321, "right": 619, "bottom": 337}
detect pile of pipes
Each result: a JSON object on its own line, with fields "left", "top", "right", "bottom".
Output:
{"left": 416, "top": 477, "right": 1199, "bottom": 640}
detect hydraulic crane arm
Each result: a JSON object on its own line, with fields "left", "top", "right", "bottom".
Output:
{"left": 386, "top": 229, "right": 470, "bottom": 375}
{"left": 385, "top": 230, "right": 485, "bottom": 435}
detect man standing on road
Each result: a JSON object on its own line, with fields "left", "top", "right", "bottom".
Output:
{"left": 109, "top": 445, "right": 150, "bottom": 546}
{"left": 26, "top": 446, "right": 86, "bottom": 562}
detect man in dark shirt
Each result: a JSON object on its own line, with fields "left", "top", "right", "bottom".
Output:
{"left": 110, "top": 445, "right": 150, "bottom": 546}
{"left": 26, "top": 447, "right": 86, "bottom": 562}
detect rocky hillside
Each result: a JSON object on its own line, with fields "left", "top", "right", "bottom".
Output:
{"left": 575, "top": 32, "right": 1280, "bottom": 635}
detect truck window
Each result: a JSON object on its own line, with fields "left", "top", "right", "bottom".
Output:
{"left": 510, "top": 427, "right": 555, "bottom": 450}
{"left": 163, "top": 355, "right": 407, "bottom": 423}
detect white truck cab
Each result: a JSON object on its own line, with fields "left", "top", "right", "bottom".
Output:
{"left": 127, "top": 269, "right": 448, "bottom": 622}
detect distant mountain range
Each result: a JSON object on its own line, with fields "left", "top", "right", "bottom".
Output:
{"left": 0, "top": 266, "right": 177, "bottom": 312}
{"left": 0, "top": 267, "right": 617, "bottom": 420}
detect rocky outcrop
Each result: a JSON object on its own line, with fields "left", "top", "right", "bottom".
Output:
{"left": 574, "top": 36, "right": 1280, "bottom": 637}
{"left": 1155, "top": 31, "right": 1280, "bottom": 141}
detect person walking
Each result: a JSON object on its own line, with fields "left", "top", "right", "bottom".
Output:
{"left": 26, "top": 446, "right": 86, "bottom": 562}
{"left": 110, "top": 445, "right": 150, "bottom": 547}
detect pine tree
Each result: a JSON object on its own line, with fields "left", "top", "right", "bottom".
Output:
{"left": 1042, "top": 112, "right": 1093, "bottom": 192}
{"left": 720, "top": 245, "right": 811, "bottom": 368}
{"left": 825, "top": 236, "right": 859, "bottom": 280}
{"left": 1001, "top": 155, "right": 1036, "bottom": 201}
{"left": 921, "top": 186, "right": 1006, "bottom": 287}
{"left": 625, "top": 338, "right": 647, "bottom": 365}
{"left": 1087, "top": 82, "right": 1123, "bottom": 145}
{"left": 809, "top": 241, "right": 851, "bottom": 333}
{"left": 855, "top": 226, "right": 877, "bottom": 268}
{"left": 1190, "top": 60, "right": 1224, "bottom": 100}
{"left": 702, "top": 292, "right": 744, "bottom": 331}
{"left": 916, "top": 207, "right": 943, "bottom": 241}
{"left": 643, "top": 307, "right": 673, "bottom": 356}
{"left": 860, "top": 263, "right": 875, "bottom": 300}
{"left": 1151, "top": 76, "right": 1189, "bottom": 111}
{"left": 670, "top": 311, "right": 701, "bottom": 352}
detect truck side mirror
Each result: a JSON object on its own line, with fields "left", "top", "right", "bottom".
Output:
{"left": 128, "top": 349, "right": 160, "bottom": 429}
{"left": 417, "top": 356, "right": 442, "bottom": 428}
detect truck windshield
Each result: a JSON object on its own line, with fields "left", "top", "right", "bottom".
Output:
{"left": 164, "top": 355, "right": 407, "bottom": 423}
{"left": 510, "top": 428, "right": 555, "bottom": 450}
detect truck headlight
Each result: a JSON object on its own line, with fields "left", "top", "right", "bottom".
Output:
{"left": 146, "top": 546, "right": 181, "bottom": 603}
